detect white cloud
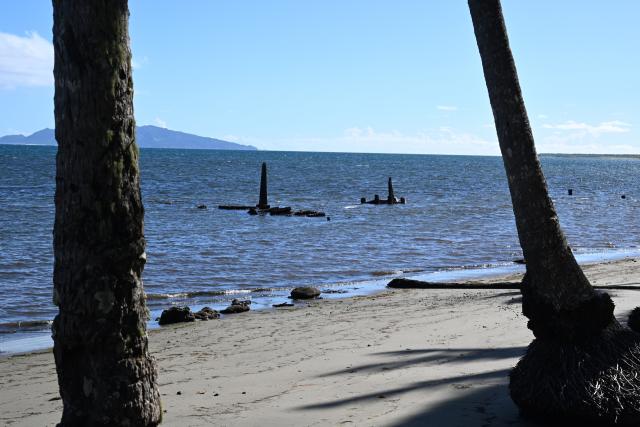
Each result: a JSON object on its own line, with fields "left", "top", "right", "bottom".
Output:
{"left": 542, "top": 120, "right": 631, "bottom": 136}
{"left": 0, "top": 31, "right": 53, "bottom": 89}
{"left": 436, "top": 105, "right": 457, "bottom": 111}
{"left": 154, "top": 117, "right": 167, "bottom": 128}
{"left": 537, "top": 120, "right": 637, "bottom": 154}
{"left": 537, "top": 139, "right": 638, "bottom": 155}
{"left": 244, "top": 127, "right": 499, "bottom": 155}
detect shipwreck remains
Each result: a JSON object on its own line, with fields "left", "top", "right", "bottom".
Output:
{"left": 219, "top": 162, "right": 326, "bottom": 218}
{"left": 361, "top": 177, "right": 406, "bottom": 205}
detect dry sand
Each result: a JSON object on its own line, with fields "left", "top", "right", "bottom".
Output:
{"left": 1, "top": 258, "right": 638, "bottom": 426}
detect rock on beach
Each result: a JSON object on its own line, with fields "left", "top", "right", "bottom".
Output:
{"left": 194, "top": 307, "right": 220, "bottom": 320}
{"left": 158, "top": 306, "right": 196, "bottom": 325}
{"left": 221, "top": 299, "right": 251, "bottom": 314}
{"left": 290, "top": 287, "right": 321, "bottom": 300}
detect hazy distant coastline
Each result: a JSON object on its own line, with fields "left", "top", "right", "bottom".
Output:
{"left": 0, "top": 125, "right": 257, "bottom": 151}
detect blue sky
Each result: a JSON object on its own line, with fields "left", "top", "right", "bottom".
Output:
{"left": 1, "top": 1, "right": 638, "bottom": 155}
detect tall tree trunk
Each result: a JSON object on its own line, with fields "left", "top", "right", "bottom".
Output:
{"left": 52, "top": 1, "right": 161, "bottom": 425}
{"left": 467, "top": 0, "right": 613, "bottom": 341}
{"left": 469, "top": 1, "right": 640, "bottom": 424}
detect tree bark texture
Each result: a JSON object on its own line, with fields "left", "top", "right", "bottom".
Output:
{"left": 52, "top": 0, "right": 162, "bottom": 425}
{"left": 467, "top": 0, "right": 614, "bottom": 341}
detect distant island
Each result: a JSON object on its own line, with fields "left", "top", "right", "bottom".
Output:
{"left": 0, "top": 126, "right": 257, "bottom": 151}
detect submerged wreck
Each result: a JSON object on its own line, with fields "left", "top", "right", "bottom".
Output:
{"left": 361, "top": 177, "right": 406, "bottom": 205}
{"left": 219, "top": 162, "right": 326, "bottom": 218}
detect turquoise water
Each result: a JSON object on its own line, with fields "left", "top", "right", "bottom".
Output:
{"left": 1, "top": 145, "right": 638, "bottom": 352}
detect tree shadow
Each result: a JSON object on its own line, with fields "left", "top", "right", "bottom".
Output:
{"left": 478, "top": 291, "right": 523, "bottom": 305}
{"left": 318, "top": 346, "right": 526, "bottom": 378}
{"left": 298, "top": 345, "right": 544, "bottom": 425}
{"left": 480, "top": 291, "right": 521, "bottom": 299}
{"left": 299, "top": 346, "right": 527, "bottom": 412}
{"left": 390, "top": 382, "right": 543, "bottom": 427}
{"left": 300, "top": 368, "right": 511, "bottom": 410}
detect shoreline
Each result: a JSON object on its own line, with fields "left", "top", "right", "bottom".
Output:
{"left": 1, "top": 248, "right": 639, "bottom": 356}
{"left": 0, "top": 257, "right": 638, "bottom": 426}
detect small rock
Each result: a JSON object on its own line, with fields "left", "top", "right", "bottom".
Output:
{"left": 158, "top": 306, "right": 195, "bottom": 325}
{"left": 193, "top": 307, "right": 220, "bottom": 320}
{"left": 273, "top": 302, "right": 294, "bottom": 307}
{"left": 177, "top": 391, "right": 182, "bottom": 395}
{"left": 221, "top": 299, "right": 251, "bottom": 314}
{"left": 196, "top": 204, "right": 207, "bottom": 210}
{"left": 291, "top": 286, "right": 321, "bottom": 300}
{"left": 247, "top": 208, "right": 258, "bottom": 215}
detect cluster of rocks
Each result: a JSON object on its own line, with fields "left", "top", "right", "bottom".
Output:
{"left": 158, "top": 287, "right": 326, "bottom": 324}
{"left": 157, "top": 300, "right": 252, "bottom": 326}
{"left": 220, "top": 299, "right": 251, "bottom": 314}
{"left": 157, "top": 306, "right": 220, "bottom": 325}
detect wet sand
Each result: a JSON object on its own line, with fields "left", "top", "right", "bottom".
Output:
{"left": 0, "top": 258, "right": 638, "bottom": 426}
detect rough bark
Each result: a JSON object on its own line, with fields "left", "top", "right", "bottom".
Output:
{"left": 467, "top": 0, "right": 614, "bottom": 341}
{"left": 469, "top": 1, "right": 640, "bottom": 424}
{"left": 52, "top": 0, "right": 161, "bottom": 425}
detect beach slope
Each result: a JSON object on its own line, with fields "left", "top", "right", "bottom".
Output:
{"left": 1, "top": 258, "right": 638, "bottom": 426}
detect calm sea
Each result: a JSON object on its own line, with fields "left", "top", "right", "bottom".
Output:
{"left": 1, "top": 145, "right": 638, "bottom": 352}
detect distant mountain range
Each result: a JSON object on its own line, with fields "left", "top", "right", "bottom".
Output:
{"left": 0, "top": 126, "right": 257, "bottom": 151}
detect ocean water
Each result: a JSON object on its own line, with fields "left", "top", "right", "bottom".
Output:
{"left": 1, "top": 145, "right": 639, "bottom": 353}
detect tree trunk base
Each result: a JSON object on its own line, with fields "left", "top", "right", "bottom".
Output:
{"left": 510, "top": 325, "right": 640, "bottom": 426}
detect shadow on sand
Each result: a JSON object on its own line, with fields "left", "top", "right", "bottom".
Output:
{"left": 317, "top": 346, "right": 526, "bottom": 378}
{"left": 298, "top": 346, "right": 546, "bottom": 426}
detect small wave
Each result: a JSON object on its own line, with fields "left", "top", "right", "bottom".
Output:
{"left": 250, "top": 287, "right": 276, "bottom": 293}
{"left": 146, "top": 288, "right": 257, "bottom": 300}
{"left": 370, "top": 270, "right": 402, "bottom": 277}
{"left": 0, "top": 320, "right": 52, "bottom": 334}
{"left": 344, "top": 205, "right": 359, "bottom": 209}
{"left": 402, "top": 268, "right": 425, "bottom": 273}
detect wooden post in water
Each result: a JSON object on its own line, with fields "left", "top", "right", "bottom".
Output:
{"left": 387, "top": 177, "right": 395, "bottom": 204}
{"left": 257, "top": 162, "right": 269, "bottom": 209}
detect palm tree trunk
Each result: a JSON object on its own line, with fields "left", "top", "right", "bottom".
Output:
{"left": 52, "top": 0, "right": 161, "bottom": 425}
{"left": 468, "top": 1, "right": 640, "bottom": 424}
{"left": 467, "top": 0, "right": 614, "bottom": 341}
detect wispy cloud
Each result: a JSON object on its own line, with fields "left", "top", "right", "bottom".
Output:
{"left": 436, "top": 105, "right": 457, "bottom": 111}
{"left": 537, "top": 120, "right": 636, "bottom": 154}
{"left": 537, "top": 140, "right": 638, "bottom": 155}
{"left": 154, "top": 117, "right": 167, "bottom": 128}
{"left": 234, "top": 127, "right": 498, "bottom": 155}
{"left": 0, "top": 31, "right": 53, "bottom": 89}
{"left": 542, "top": 120, "right": 631, "bottom": 136}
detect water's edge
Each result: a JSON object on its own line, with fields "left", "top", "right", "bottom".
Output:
{"left": 2, "top": 248, "right": 637, "bottom": 356}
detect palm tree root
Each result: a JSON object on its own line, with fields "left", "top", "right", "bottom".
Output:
{"left": 510, "top": 325, "right": 640, "bottom": 426}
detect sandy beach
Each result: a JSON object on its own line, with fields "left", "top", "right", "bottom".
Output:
{"left": 1, "top": 257, "right": 638, "bottom": 426}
